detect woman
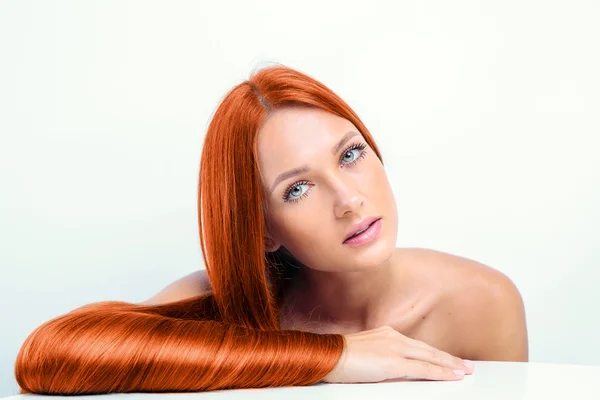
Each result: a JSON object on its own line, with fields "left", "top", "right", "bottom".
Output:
{"left": 14, "top": 64, "right": 528, "bottom": 395}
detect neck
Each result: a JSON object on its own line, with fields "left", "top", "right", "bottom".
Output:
{"left": 284, "top": 249, "right": 403, "bottom": 331}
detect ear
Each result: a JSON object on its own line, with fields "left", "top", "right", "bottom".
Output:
{"left": 264, "top": 235, "right": 281, "bottom": 253}
{"left": 263, "top": 216, "right": 281, "bottom": 253}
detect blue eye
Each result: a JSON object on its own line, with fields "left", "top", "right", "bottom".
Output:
{"left": 284, "top": 181, "right": 311, "bottom": 202}
{"left": 341, "top": 148, "right": 361, "bottom": 165}
{"left": 339, "top": 142, "right": 367, "bottom": 167}
{"left": 282, "top": 142, "right": 369, "bottom": 204}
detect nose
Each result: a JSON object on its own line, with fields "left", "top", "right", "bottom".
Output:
{"left": 332, "top": 180, "right": 365, "bottom": 218}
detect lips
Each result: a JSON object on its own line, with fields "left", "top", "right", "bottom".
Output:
{"left": 343, "top": 216, "right": 381, "bottom": 242}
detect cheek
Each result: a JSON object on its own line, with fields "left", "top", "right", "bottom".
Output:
{"left": 371, "top": 162, "right": 394, "bottom": 193}
{"left": 279, "top": 216, "right": 320, "bottom": 242}
{"left": 276, "top": 215, "right": 334, "bottom": 258}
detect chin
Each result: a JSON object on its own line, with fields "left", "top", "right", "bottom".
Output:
{"left": 344, "top": 237, "right": 397, "bottom": 271}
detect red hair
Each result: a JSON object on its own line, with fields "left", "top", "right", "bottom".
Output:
{"left": 14, "top": 64, "right": 385, "bottom": 394}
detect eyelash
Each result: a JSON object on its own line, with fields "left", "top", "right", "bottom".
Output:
{"left": 282, "top": 142, "right": 368, "bottom": 204}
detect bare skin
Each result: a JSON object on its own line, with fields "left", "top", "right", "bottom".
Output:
{"left": 279, "top": 247, "right": 460, "bottom": 355}
{"left": 279, "top": 246, "right": 528, "bottom": 361}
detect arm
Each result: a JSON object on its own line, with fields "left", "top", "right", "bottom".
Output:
{"left": 14, "top": 299, "right": 344, "bottom": 395}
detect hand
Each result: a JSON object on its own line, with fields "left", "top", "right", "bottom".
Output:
{"left": 323, "top": 325, "right": 475, "bottom": 383}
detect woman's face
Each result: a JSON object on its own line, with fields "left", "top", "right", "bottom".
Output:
{"left": 257, "top": 106, "right": 398, "bottom": 272}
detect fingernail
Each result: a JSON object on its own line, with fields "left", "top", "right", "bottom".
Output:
{"left": 463, "top": 360, "right": 474, "bottom": 368}
{"left": 453, "top": 369, "right": 465, "bottom": 376}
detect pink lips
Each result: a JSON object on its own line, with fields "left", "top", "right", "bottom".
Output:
{"left": 343, "top": 218, "right": 382, "bottom": 247}
{"left": 344, "top": 216, "right": 380, "bottom": 241}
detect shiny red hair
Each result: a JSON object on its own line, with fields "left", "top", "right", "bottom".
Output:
{"left": 14, "top": 64, "right": 384, "bottom": 394}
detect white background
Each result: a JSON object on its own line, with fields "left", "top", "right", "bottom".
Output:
{"left": 1, "top": 0, "right": 599, "bottom": 397}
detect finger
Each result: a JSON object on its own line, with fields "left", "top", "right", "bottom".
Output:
{"left": 404, "top": 338, "right": 474, "bottom": 374}
{"left": 401, "top": 345, "right": 469, "bottom": 373}
{"left": 397, "top": 359, "right": 465, "bottom": 381}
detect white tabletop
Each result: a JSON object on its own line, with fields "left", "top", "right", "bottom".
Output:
{"left": 4, "top": 361, "right": 599, "bottom": 399}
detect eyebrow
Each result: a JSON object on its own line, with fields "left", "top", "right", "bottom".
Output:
{"left": 269, "top": 131, "right": 361, "bottom": 194}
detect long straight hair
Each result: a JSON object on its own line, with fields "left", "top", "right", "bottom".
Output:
{"left": 14, "top": 64, "right": 384, "bottom": 395}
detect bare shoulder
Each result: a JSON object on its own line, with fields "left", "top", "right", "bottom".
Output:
{"left": 138, "top": 269, "right": 212, "bottom": 306}
{"left": 399, "top": 246, "right": 518, "bottom": 295}
{"left": 400, "top": 247, "right": 510, "bottom": 293}
{"left": 408, "top": 247, "right": 529, "bottom": 361}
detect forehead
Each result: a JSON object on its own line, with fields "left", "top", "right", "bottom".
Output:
{"left": 257, "top": 106, "right": 357, "bottom": 180}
